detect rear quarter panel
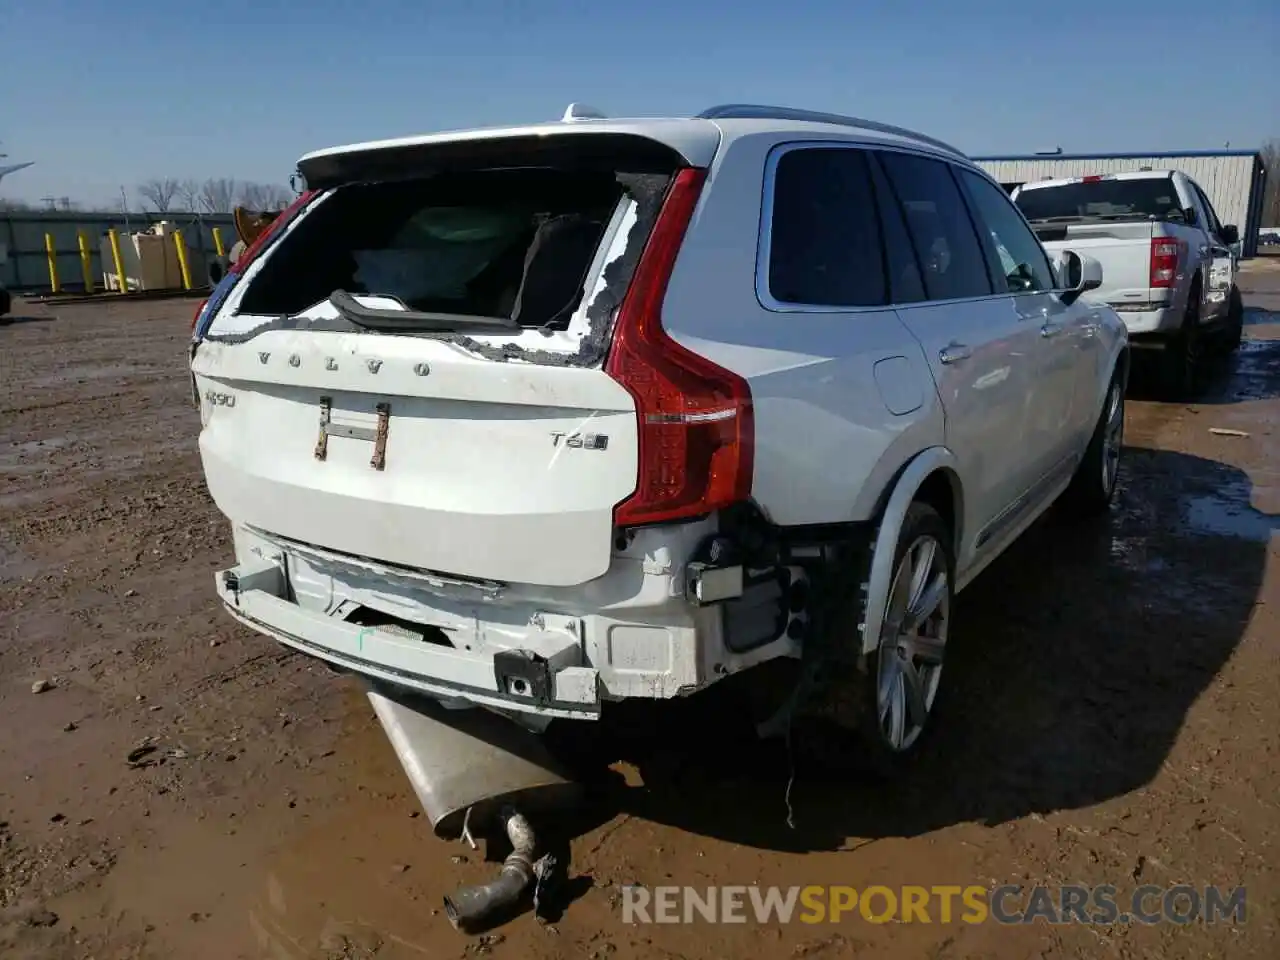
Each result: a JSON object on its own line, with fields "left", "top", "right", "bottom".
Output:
{"left": 659, "top": 131, "right": 945, "bottom": 527}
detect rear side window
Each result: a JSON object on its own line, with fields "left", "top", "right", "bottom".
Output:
{"left": 1015, "top": 177, "right": 1184, "bottom": 223}
{"left": 766, "top": 147, "right": 886, "bottom": 307}
{"left": 877, "top": 152, "right": 992, "bottom": 301}
{"left": 236, "top": 169, "right": 625, "bottom": 329}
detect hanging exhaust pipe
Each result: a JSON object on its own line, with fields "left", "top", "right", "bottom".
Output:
{"left": 367, "top": 687, "right": 581, "bottom": 836}
{"left": 443, "top": 807, "right": 538, "bottom": 931}
{"left": 366, "top": 686, "right": 581, "bottom": 930}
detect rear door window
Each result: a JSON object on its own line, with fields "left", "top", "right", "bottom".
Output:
{"left": 875, "top": 151, "right": 993, "bottom": 302}
{"left": 765, "top": 146, "right": 887, "bottom": 307}
{"left": 1191, "top": 182, "right": 1225, "bottom": 238}
{"left": 866, "top": 156, "right": 926, "bottom": 304}
{"left": 236, "top": 169, "right": 627, "bottom": 330}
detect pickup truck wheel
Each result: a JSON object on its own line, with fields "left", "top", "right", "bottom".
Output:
{"left": 1161, "top": 290, "right": 1203, "bottom": 399}
{"left": 1223, "top": 287, "right": 1244, "bottom": 352}
{"left": 798, "top": 502, "right": 953, "bottom": 779}
{"left": 1062, "top": 374, "right": 1124, "bottom": 516}
{"left": 0, "top": 287, "right": 10, "bottom": 317}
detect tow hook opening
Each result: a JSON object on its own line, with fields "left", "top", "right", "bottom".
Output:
{"left": 685, "top": 535, "right": 747, "bottom": 606}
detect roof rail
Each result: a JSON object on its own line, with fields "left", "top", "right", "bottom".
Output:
{"left": 696, "top": 104, "right": 964, "bottom": 158}
{"left": 561, "top": 103, "right": 609, "bottom": 122}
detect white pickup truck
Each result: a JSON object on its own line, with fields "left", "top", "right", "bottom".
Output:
{"left": 1012, "top": 170, "right": 1242, "bottom": 395}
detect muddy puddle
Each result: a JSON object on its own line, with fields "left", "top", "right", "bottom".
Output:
{"left": 0, "top": 542, "right": 44, "bottom": 581}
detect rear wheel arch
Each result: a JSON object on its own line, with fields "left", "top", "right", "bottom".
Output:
{"left": 1108, "top": 345, "right": 1131, "bottom": 402}
{"left": 912, "top": 467, "right": 963, "bottom": 562}
{"left": 860, "top": 447, "right": 962, "bottom": 655}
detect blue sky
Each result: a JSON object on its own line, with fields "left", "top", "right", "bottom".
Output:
{"left": 3, "top": 0, "right": 1276, "bottom": 207}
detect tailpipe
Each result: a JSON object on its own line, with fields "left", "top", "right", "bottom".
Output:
{"left": 443, "top": 807, "right": 537, "bottom": 932}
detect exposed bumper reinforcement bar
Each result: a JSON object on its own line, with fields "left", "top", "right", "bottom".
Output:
{"left": 216, "top": 564, "right": 601, "bottom": 719}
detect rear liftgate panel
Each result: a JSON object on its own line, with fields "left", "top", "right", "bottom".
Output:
{"left": 193, "top": 137, "right": 699, "bottom": 588}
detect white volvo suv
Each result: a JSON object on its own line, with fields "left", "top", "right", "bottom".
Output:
{"left": 190, "top": 104, "right": 1128, "bottom": 770}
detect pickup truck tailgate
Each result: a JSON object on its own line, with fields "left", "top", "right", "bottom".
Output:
{"left": 1033, "top": 220, "right": 1155, "bottom": 305}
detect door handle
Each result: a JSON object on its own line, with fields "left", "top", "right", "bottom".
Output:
{"left": 1040, "top": 322, "right": 1065, "bottom": 338}
{"left": 939, "top": 343, "right": 972, "bottom": 365}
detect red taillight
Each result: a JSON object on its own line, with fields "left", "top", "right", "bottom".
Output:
{"left": 604, "top": 168, "right": 754, "bottom": 527}
{"left": 191, "top": 297, "right": 208, "bottom": 332}
{"left": 228, "top": 190, "right": 315, "bottom": 276}
{"left": 1082, "top": 175, "right": 1103, "bottom": 183}
{"left": 1150, "top": 237, "right": 1181, "bottom": 288}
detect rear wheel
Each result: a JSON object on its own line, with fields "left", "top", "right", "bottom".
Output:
{"left": 1062, "top": 373, "right": 1124, "bottom": 516}
{"left": 0, "top": 287, "right": 10, "bottom": 317}
{"left": 801, "top": 502, "right": 953, "bottom": 778}
{"left": 1161, "top": 289, "right": 1203, "bottom": 398}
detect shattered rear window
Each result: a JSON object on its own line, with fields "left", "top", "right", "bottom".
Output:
{"left": 236, "top": 169, "right": 626, "bottom": 331}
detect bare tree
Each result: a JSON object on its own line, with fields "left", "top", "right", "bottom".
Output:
{"left": 262, "top": 183, "right": 293, "bottom": 210}
{"left": 137, "top": 178, "right": 181, "bottom": 212}
{"left": 176, "top": 178, "right": 202, "bottom": 213}
{"left": 1262, "top": 139, "right": 1280, "bottom": 230}
{"left": 236, "top": 181, "right": 292, "bottom": 211}
{"left": 199, "top": 178, "right": 238, "bottom": 214}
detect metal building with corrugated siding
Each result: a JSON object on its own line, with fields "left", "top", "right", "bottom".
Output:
{"left": 972, "top": 150, "right": 1268, "bottom": 257}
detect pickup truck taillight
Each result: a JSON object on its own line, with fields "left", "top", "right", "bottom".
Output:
{"left": 1150, "top": 237, "right": 1181, "bottom": 288}
{"left": 604, "top": 168, "right": 754, "bottom": 526}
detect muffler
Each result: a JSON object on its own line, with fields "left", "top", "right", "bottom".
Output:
{"left": 366, "top": 687, "right": 581, "bottom": 837}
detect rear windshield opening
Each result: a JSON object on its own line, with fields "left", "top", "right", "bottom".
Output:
{"left": 1016, "top": 177, "right": 1185, "bottom": 224}
{"left": 237, "top": 169, "right": 627, "bottom": 330}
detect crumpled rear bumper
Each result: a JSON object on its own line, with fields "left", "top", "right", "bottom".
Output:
{"left": 216, "top": 556, "right": 603, "bottom": 719}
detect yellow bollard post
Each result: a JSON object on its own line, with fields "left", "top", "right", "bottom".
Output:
{"left": 212, "top": 226, "right": 226, "bottom": 258}
{"left": 77, "top": 231, "right": 95, "bottom": 293}
{"left": 173, "top": 229, "right": 192, "bottom": 290}
{"left": 45, "top": 234, "right": 61, "bottom": 294}
{"left": 108, "top": 229, "right": 128, "bottom": 293}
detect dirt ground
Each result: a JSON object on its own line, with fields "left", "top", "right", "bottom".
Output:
{"left": 3, "top": 263, "right": 1279, "bottom": 960}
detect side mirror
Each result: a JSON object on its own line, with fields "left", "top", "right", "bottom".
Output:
{"left": 1059, "top": 250, "right": 1103, "bottom": 305}
{"left": 1220, "top": 224, "right": 1239, "bottom": 245}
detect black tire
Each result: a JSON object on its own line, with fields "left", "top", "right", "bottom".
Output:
{"left": 798, "top": 501, "right": 955, "bottom": 780}
{"left": 1160, "top": 287, "right": 1203, "bottom": 399}
{"left": 0, "top": 287, "right": 10, "bottom": 317}
{"left": 1223, "top": 286, "right": 1244, "bottom": 353}
{"left": 1062, "top": 372, "right": 1125, "bottom": 517}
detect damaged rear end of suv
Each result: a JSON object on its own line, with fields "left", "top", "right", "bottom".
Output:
{"left": 189, "top": 118, "right": 784, "bottom": 730}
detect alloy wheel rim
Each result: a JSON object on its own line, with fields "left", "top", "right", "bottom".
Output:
{"left": 1102, "top": 384, "right": 1123, "bottom": 494}
{"left": 876, "top": 535, "right": 949, "bottom": 752}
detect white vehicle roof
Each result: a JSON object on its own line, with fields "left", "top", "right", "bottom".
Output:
{"left": 1018, "top": 169, "right": 1184, "bottom": 192}
{"left": 297, "top": 103, "right": 971, "bottom": 176}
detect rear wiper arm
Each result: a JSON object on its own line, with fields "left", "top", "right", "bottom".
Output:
{"left": 328, "top": 290, "right": 520, "bottom": 334}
